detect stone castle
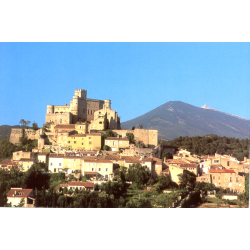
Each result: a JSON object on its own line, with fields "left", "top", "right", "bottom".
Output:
{"left": 9, "top": 89, "right": 158, "bottom": 149}
{"left": 45, "top": 89, "right": 120, "bottom": 127}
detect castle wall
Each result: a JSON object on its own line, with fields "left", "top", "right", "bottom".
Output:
{"left": 9, "top": 128, "right": 41, "bottom": 144}
{"left": 113, "top": 129, "right": 158, "bottom": 147}
{"left": 9, "top": 129, "right": 23, "bottom": 144}
{"left": 87, "top": 99, "right": 104, "bottom": 122}
{"left": 45, "top": 112, "right": 72, "bottom": 125}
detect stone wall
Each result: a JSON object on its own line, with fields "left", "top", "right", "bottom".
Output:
{"left": 120, "top": 145, "right": 154, "bottom": 157}
{"left": 113, "top": 128, "right": 158, "bottom": 147}
{"left": 9, "top": 128, "right": 42, "bottom": 144}
{"left": 45, "top": 112, "right": 72, "bottom": 125}
{"left": 87, "top": 99, "right": 104, "bottom": 122}
{"left": 9, "top": 129, "right": 23, "bottom": 144}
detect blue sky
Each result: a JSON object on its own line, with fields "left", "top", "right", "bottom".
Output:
{"left": 0, "top": 42, "right": 249, "bottom": 127}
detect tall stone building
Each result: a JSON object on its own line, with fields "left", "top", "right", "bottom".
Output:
{"left": 45, "top": 89, "right": 105, "bottom": 125}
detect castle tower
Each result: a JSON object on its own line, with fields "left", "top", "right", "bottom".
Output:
{"left": 47, "top": 105, "right": 54, "bottom": 114}
{"left": 75, "top": 89, "right": 87, "bottom": 122}
{"left": 71, "top": 95, "right": 79, "bottom": 123}
{"left": 75, "top": 89, "right": 87, "bottom": 99}
{"left": 104, "top": 99, "right": 111, "bottom": 109}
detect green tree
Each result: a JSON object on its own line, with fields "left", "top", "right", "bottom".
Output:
{"left": 19, "top": 119, "right": 31, "bottom": 129}
{"left": 103, "top": 145, "right": 111, "bottom": 151}
{"left": 138, "top": 124, "right": 143, "bottom": 129}
{"left": 0, "top": 182, "right": 8, "bottom": 207}
{"left": 178, "top": 171, "right": 196, "bottom": 190}
{"left": 126, "top": 163, "right": 150, "bottom": 187}
{"left": 32, "top": 122, "right": 39, "bottom": 130}
{"left": 126, "top": 133, "right": 135, "bottom": 144}
{"left": 126, "top": 198, "right": 152, "bottom": 208}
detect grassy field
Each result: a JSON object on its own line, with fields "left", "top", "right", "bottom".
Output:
{"left": 197, "top": 196, "right": 247, "bottom": 208}
{"left": 125, "top": 188, "right": 187, "bottom": 208}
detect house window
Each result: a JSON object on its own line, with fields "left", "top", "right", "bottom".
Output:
{"left": 50, "top": 163, "right": 53, "bottom": 166}
{"left": 230, "top": 177, "right": 232, "bottom": 182}
{"left": 54, "top": 168, "right": 56, "bottom": 173}
{"left": 236, "top": 177, "right": 238, "bottom": 182}
{"left": 213, "top": 176, "right": 215, "bottom": 180}
{"left": 106, "top": 168, "right": 108, "bottom": 171}
{"left": 59, "top": 163, "right": 61, "bottom": 166}
{"left": 92, "top": 163, "right": 95, "bottom": 166}
{"left": 227, "top": 161, "right": 230, "bottom": 166}
{"left": 98, "top": 168, "right": 101, "bottom": 171}
{"left": 68, "top": 141, "right": 70, "bottom": 144}
{"left": 69, "top": 159, "right": 71, "bottom": 162}
{"left": 218, "top": 176, "right": 220, "bottom": 180}
{"left": 74, "top": 141, "right": 76, "bottom": 144}
{"left": 107, "top": 141, "right": 109, "bottom": 144}
{"left": 99, "top": 122, "right": 102, "bottom": 124}
{"left": 113, "top": 141, "right": 115, "bottom": 145}
{"left": 82, "top": 143, "right": 84, "bottom": 145}
{"left": 89, "top": 141, "right": 92, "bottom": 145}
{"left": 214, "top": 160, "right": 219, "bottom": 163}
{"left": 92, "top": 168, "right": 95, "bottom": 171}
{"left": 87, "top": 163, "right": 90, "bottom": 166}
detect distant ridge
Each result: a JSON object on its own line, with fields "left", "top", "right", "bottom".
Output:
{"left": 121, "top": 101, "right": 250, "bottom": 140}
{"left": 200, "top": 103, "right": 248, "bottom": 121}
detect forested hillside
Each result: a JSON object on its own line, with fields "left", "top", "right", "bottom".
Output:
{"left": 161, "top": 134, "right": 249, "bottom": 161}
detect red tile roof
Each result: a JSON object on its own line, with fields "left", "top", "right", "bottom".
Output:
{"left": 209, "top": 169, "right": 235, "bottom": 174}
{"left": 50, "top": 154, "right": 64, "bottom": 158}
{"left": 83, "top": 159, "right": 112, "bottom": 163}
{"left": 88, "top": 133, "right": 102, "bottom": 136}
{"left": 19, "top": 158, "right": 35, "bottom": 162}
{"left": 7, "top": 188, "right": 33, "bottom": 198}
{"left": 105, "top": 137, "right": 129, "bottom": 141}
{"left": 68, "top": 182, "right": 94, "bottom": 187}
{"left": 180, "top": 164, "right": 198, "bottom": 168}
{"left": 142, "top": 158, "right": 153, "bottom": 162}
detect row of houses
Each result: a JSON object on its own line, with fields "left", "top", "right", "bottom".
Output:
{"left": 163, "top": 149, "right": 249, "bottom": 194}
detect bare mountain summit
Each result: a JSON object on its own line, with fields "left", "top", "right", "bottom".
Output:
{"left": 121, "top": 101, "right": 250, "bottom": 140}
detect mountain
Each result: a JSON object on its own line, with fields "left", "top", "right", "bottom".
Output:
{"left": 121, "top": 101, "right": 250, "bottom": 140}
{"left": 0, "top": 125, "right": 22, "bottom": 141}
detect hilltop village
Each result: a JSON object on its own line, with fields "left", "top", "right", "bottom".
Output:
{"left": 0, "top": 89, "right": 249, "bottom": 208}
